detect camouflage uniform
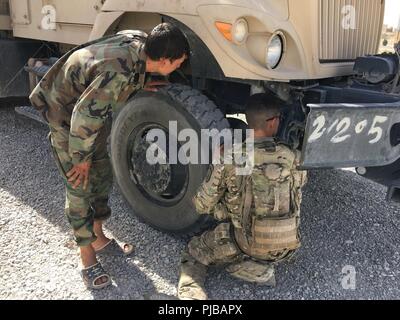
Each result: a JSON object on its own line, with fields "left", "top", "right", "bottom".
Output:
{"left": 178, "top": 138, "right": 308, "bottom": 300}
{"left": 29, "top": 33, "right": 147, "bottom": 247}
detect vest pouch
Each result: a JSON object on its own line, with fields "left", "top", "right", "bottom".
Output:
{"left": 253, "top": 180, "right": 291, "bottom": 219}
{"left": 251, "top": 215, "right": 300, "bottom": 256}
{"left": 211, "top": 223, "right": 241, "bottom": 264}
{"left": 252, "top": 173, "right": 275, "bottom": 217}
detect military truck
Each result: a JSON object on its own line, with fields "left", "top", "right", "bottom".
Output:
{"left": 1, "top": 0, "right": 400, "bottom": 233}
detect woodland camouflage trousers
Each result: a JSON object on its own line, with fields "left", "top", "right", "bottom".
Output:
{"left": 48, "top": 122, "right": 113, "bottom": 247}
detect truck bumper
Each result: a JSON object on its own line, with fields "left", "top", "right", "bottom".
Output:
{"left": 301, "top": 86, "right": 400, "bottom": 200}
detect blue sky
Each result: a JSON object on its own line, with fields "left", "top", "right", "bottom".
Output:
{"left": 384, "top": 0, "right": 400, "bottom": 28}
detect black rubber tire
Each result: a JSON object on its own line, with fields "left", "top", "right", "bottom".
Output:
{"left": 111, "top": 84, "right": 230, "bottom": 234}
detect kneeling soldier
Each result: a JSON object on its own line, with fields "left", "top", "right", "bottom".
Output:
{"left": 178, "top": 93, "right": 308, "bottom": 300}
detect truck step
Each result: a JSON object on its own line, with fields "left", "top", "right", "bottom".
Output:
{"left": 15, "top": 106, "right": 47, "bottom": 125}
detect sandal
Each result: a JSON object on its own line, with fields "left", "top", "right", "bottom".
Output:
{"left": 95, "top": 239, "right": 135, "bottom": 257}
{"left": 81, "top": 262, "right": 111, "bottom": 290}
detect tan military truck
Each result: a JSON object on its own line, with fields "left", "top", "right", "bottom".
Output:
{"left": 1, "top": 0, "right": 400, "bottom": 233}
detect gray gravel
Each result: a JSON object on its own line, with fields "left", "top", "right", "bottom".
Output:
{"left": 1, "top": 105, "right": 400, "bottom": 300}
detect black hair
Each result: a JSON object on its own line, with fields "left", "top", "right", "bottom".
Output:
{"left": 144, "top": 23, "right": 190, "bottom": 61}
{"left": 245, "top": 93, "right": 285, "bottom": 130}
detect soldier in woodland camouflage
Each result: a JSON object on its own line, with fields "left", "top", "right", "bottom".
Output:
{"left": 178, "top": 94, "right": 308, "bottom": 300}
{"left": 29, "top": 23, "right": 189, "bottom": 290}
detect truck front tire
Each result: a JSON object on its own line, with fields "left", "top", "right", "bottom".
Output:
{"left": 110, "top": 84, "right": 229, "bottom": 234}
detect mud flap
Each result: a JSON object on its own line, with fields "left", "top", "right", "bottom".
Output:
{"left": 301, "top": 102, "right": 400, "bottom": 169}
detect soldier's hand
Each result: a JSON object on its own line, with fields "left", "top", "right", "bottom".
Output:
{"left": 144, "top": 80, "right": 169, "bottom": 92}
{"left": 66, "top": 162, "right": 91, "bottom": 190}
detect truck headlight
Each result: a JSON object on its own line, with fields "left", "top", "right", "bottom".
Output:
{"left": 232, "top": 18, "right": 248, "bottom": 45}
{"left": 266, "top": 32, "right": 284, "bottom": 69}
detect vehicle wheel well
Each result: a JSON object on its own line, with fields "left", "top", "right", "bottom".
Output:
{"left": 103, "top": 12, "right": 225, "bottom": 82}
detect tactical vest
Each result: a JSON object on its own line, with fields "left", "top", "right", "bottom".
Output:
{"left": 234, "top": 140, "right": 306, "bottom": 261}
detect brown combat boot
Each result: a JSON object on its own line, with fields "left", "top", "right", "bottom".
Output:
{"left": 178, "top": 250, "right": 208, "bottom": 300}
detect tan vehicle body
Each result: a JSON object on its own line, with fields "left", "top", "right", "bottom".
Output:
{"left": 0, "top": 0, "right": 385, "bottom": 82}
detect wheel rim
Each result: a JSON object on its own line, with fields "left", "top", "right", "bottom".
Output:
{"left": 127, "top": 123, "right": 189, "bottom": 207}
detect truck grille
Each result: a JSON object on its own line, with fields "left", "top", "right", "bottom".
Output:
{"left": 0, "top": 0, "right": 9, "bottom": 15}
{"left": 319, "top": 0, "right": 385, "bottom": 62}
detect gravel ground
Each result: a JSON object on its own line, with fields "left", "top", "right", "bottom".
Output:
{"left": 1, "top": 105, "right": 400, "bottom": 300}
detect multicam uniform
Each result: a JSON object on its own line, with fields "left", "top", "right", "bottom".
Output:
{"left": 178, "top": 137, "right": 308, "bottom": 300}
{"left": 29, "top": 33, "right": 147, "bottom": 247}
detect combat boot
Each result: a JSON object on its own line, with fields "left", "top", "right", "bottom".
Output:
{"left": 178, "top": 250, "right": 208, "bottom": 300}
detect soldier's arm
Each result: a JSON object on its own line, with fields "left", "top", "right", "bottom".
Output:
{"left": 69, "top": 71, "right": 128, "bottom": 164}
{"left": 192, "top": 164, "right": 227, "bottom": 215}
